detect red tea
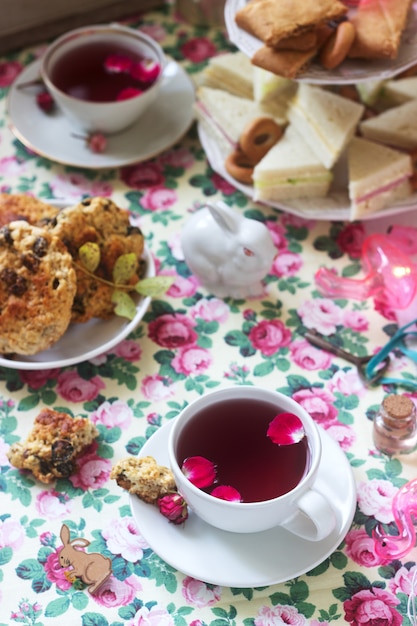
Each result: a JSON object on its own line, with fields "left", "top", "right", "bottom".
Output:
{"left": 50, "top": 41, "right": 155, "bottom": 102}
{"left": 175, "top": 397, "right": 310, "bottom": 503}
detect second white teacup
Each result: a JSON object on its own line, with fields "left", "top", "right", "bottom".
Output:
{"left": 40, "top": 23, "right": 166, "bottom": 134}
{"left": 168, "top": 386, "right": 336, "bottom": 539}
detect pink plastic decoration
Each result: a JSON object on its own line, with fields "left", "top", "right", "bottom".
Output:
{"left": 315, "top": 234, "right": 417, "bottom": 309}
{"left": 373, "top": 478, "right": 417, "bottom": 560}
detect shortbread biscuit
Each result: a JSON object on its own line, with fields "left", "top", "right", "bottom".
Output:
{"left": 348, "top": 0, "right": 412, "bottom": 60}
{"left": 111, "top": 456, "right": 176, "bottom": 504}
{"left": 0, "top": 221, "right": 76, "bottom": 355}
{"left": 0, "top": 193, "right": 59, "bottom": 227}
{"left": 235, "top": 0, "right": 347, "bottom": 48}
{"left": 7, "top": 408, "right": 99, "bottom": 483}
{"left": 49, "top": 197, "right": 145, "bottom": 323}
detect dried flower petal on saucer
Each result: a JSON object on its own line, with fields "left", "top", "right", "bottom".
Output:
{"left": 110, "top": 455, "right": 176, "bottom": 504}
{"left": 7, "top": 408, "right": 99, "bottom": 483}
{"left": 267, "top": 412, "right": 305, "bottom": 445}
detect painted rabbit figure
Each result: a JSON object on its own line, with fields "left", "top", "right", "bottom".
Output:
{"left": 181, "top": 201, "right": 277, "bottom": 299}
{"left": 59, "top": 524, "right": 112, "bottom": 594}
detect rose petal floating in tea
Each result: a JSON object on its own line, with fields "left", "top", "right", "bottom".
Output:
{"left": 116, "top": 87, "right": 143, "bottom": 101}
{"left": 181, "top": 455, "right": 217, "bottom": 488}
{"left": 104, "top": 54, "right": 133, "bottom": 74}
{"left": 211, "top": 485, "right": 242, "bottom": 502}
{"left": 131, "top": 59, "right": 161, "bottom": 84}
{"left": 158, "top": 492, "right": 188, "bottom": 525}
{"left": 267, "top": 412, "right": 305, "bottom": 445}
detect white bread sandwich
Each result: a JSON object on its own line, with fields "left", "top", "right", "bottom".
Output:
{"left": 195, "top": 86, "right": 290, "bottom": 152}
{"left": 253, "top": 66, "right": 297, "bottom": 104}
{"left": 359, "top": 99, "right": 417, "bottom": 150}
{"left": 252, "top": 125, "right": 333, "bottom": 202}
{"left": 200, "top": 52, "right": 254, "bottom": 99}
{"left": 348, "top": 136, "right": 412, "bottom": 220}
{"left": 382, "top": 76, "right": 417, "bottom": 106}
{"left": 287, "top": 83, "right": 364, "bottom": 168}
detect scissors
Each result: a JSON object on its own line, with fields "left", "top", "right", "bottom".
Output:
{"left": 304, "top": 329, "right": 391, "bottom": 386}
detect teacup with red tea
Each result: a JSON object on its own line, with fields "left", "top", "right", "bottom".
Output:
{"left": 41, "top": 23, "right": 166, "bottom": 134}
{"left": 168, "top": 386, "right": 336, "bottom": 538}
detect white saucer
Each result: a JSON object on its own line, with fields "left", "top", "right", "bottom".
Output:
{"left": 0, "top": 200, "right": 154, "bottom": 370}
{"left": 130, "top": 420, "right": 356, "bottom": 587}
{"left": 7, "top": 59, "right": 195, "bottom": 169}
{"left": 225, "top": 0, "right": 417, "bottom": 85}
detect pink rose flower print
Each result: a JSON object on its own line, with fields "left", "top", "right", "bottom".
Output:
{"left": 255, "top": 604, "right": 307, "bottom": 625}
{"left": 141, "top": 374, "right": 176, "bottom": 401}
{"left": 141, "top": 187, "right": 177, "bottom": 211}
{"left": 121, "top": 162, "right": 164, "bottom": 189}
{"left": 182, "top": 577, "right": 222, "bottom": 607}
{"left": 113, "top": 339, "right": 142, "bottom": 361}
{"left": 0, "top": 517, "right": 24, "bottom": 550}
{"left": 0, "top": 60, "right": 23, "bottom": 86}
{"left": 180, "top": 37, "right": 217, "bottom": 62}
{"left": 389, "top": 564, "right": 417, "bottom": 596}
{"left": 344, "top": 587, "right": 402, "bottom": 626}
{"left": 298, "top": 298, "right": 343, "bottom": 336}
{"left": 91, "top": 400, "right": 133, "bottom": 430}
{"left": 345, "top": 528, "right": 385, "bottom": 567}
{"left": 127, "top": 605, "right": 175, "bottom": 625}
{"left": 336, "top": 222, "right": 365, "bottom": 258}
{"left": 56, "top": 370, "right": 105, "bottom": 402}
{"left": 324, "top": 422, "right": 356, "bottom": 451}
{"left": 171, "top": 345, "right": 212, "bottom": 376}
{"left": 328, "top": 369, "right": 366, "bottom": 398}
{"left": 94, "top": 573, "right": 142, "bottom": 608}
{"left": 102, "top": 517, "right": 148, "bottom": 562}
{"left": 190, "top": 297, "right": 229, "bottom": 323}
{"left": 343, "top": 309, "right": 369, "bottom": 332}
{"left": 357, "top": 479, "right": 398, "bottom": 524}
{"left": 292, "top": 388, "right": 338, "bottom": 427}
{"left": 248, "top": 319, "right": 292, "bottom": 356}
{"left": 44, "top": 549, "right": 73, "bottom": 590}
{"left": 36, "top": 490, "right": 72, "bottom": 519}
{"left": 70, "top": 444, "right": 111, "bottom": 490}
{"left": 148, "top": 313, "right": 198, "bottom": 348}
{"left": 290, "top": 339, "right": 333, "bottom": 371}
{"left": 271, "top": 251, "right": 302, "bottom": 277}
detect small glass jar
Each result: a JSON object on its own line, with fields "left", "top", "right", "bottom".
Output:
{"left": 373, "top": 394, "right": 417, "bottom": 455}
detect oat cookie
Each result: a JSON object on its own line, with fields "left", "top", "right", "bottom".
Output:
{"left": 111, "top": 456, "right": 176, "bottom": 504}
{"left": 0, "top": 193, "right": 59, "bottom": 227}
{"left": 7, "top": 408, "right": 99, "bottom": 483}
{"left": 0, "top": 220, "right": 76, "bottom": 355}
{"left": 49, "top": 197, "right": 145, "bottom": 323}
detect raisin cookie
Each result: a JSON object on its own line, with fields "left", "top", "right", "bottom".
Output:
{"left": 0, "top": 220, "right": 76, "bottom": 355}
{"left": 49, "top": 197, "right": 145, "bottom": 323}
{"left": 111, "top": 456, "right": 176, "bottom": 504}
{"left": 0, "top": 193, "right": 59, "bottom": 227}
{"left": 7, "top": 408, "right": 99, "bottom": 483}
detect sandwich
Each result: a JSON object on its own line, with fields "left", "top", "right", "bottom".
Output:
{"left": 383, "top": 76, "right": 417, "bottom": 106}
{"left": 287, "top": 83, "right": 364, "bottom": 168}
{"left": 235, "top": 0, "right": 347, "bottom": 48}
{"left": 359, "top": 99, "right": 417, "bottom": 150}
{"left": 252, "top": 125, "right": 333, "bottom": 202}
{"left": 348, "top": 136, "right": 413, "bottom": 220}
{"left": 195, "top": 86, "right": 290, "bottom": 152}
{"left": 348, "top": 0, "right": 412, "bottom": 60}
{"left": 200, "top": 52, "right": 254, "bottom": 100}
{"left": 253, "top": 66, "right": 296, "bottom": 104}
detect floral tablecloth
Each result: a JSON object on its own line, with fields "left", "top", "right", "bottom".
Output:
{"left": 1, "top": 4, "right": 417, "bottom": 626}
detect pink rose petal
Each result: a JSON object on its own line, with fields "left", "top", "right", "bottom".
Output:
{"left": 267, "top": 412, "right": 305, "bottom": 445}
{"left": 211, "top": 485, "right": 242, "bottom": 502}
{"left": 104, "top": 54, "right": 133, "bottom": 73}
{"left": 130, "top": 59, "right": 161, "bottom": 83}
{"left": 181, "top": 456, "right": 217, "bottom": 488}
{"left": 116, "top": 87, "right": 143, "bottom": 101}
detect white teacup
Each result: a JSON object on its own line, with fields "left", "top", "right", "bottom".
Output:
{"left": 40, "top": 23, "right": 166, "bottom": 134}
{"left": 168, "top": 386, "right": 336, "bottom": 539}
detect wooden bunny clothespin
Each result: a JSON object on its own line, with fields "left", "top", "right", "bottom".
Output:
{"left": 59, "top": 524, "right": 112, "bottom": 595}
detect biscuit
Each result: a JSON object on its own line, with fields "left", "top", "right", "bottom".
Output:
{"left": 7, "top": 408, "right": 99, "bottom": 483}
{"left": 235, "top": 0, "right": 347, "bottom": 48}
{"left": 111, "top": 456, "right": 176, "bottom": 504}
{"left": 0, "top": 221, "right": 76, "bottom": 355}
{"left": 0, "top": 193, "right": 59, "bottom": 227}
{"left": 48, "top": 197, "right": 145, "bottom": 323}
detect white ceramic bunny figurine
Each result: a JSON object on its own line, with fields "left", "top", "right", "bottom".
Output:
{"left": 181, "top": 201, "right": 276, "bottom": 298}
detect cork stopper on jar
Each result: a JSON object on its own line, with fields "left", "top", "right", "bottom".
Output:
{"left": 382, "top": 394, "right": 414, "bottom": 420}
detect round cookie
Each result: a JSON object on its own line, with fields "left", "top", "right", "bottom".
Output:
{"left": 49, "top": 197, "right": 145, "bottom": 323}
{"left": 0, "top": 221, "right": 76, "bottom": 355}
{"left": 0, "top": 193, "right": 59, "bottom": 227}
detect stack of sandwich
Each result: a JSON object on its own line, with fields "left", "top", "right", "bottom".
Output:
{"left": 196, "top": 51, "right": 415, "bottom": 220}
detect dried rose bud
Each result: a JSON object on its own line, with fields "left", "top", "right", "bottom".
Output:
{"left": 211, "top": 485, "right": 242, "bottom": 502}
{"left": 267, "top": 412, "right": 305, "bottom": 445}
{"left": 158, "top": 492, "right": 188, "bottom": 525}
{"left": 87, "top": 133, "right": 107, "bottom": 154}
{"left": 181, "top": 456, "right": 217, "bottom": 489}
{"left": 36, "top": 90, "right": 55, "bottom": 113}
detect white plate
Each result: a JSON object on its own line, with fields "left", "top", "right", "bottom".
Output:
{"left": 130, "top": 419, "right": 356, "bottom": 587}
{"left": 7, "top": 59, "right": 195, "bottom": 169}
{"left": 198, "top": 119, "right": 417, "bottom": 222}
{"left": 225, "top": 0, "right": 417, "bottom": 85}
{"left": 0, "top": 200, "right": 155, "bottom": 370}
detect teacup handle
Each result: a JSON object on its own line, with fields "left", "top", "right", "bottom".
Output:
{"left": 280, "top": 489, "right": 336, "bottom": 542}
